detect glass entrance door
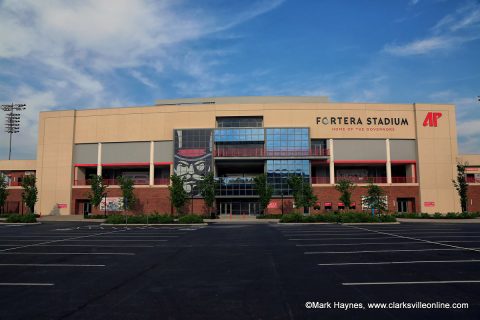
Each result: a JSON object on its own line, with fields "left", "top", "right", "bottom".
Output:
{"left": 217, "top": 200, "right": 261, "bottom": 215}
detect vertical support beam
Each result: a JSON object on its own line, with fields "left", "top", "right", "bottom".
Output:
{"left": 386, "top": 139, "right": 392, "bottom": 184}
{"left": 97, "top": 143, "right": 102, "bottom": 176}
{"left": 149, "top": 141, "right": 154, "bottom": 186}
{"left": 329, "top": 139, "right": 335, "bottom": 185}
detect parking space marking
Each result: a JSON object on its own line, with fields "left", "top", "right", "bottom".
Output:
{"left": 318, "top": 259, "right": 480, "bottom": 266}
{"left": 342, "top": 280, "right": 480, "bottom": 286}
{"left": 0, "top": 229, "right": 130, "bottom": 252}
{"left": 296, "top": 241, "right": 428, "bottom": 247}
{"left": 0, "top": 263, "right": 105, "bottom": 267}
{"left": 305, "top": 248, "right": 466, "bottom": 254}
{"left": 347, "top": 225, "right": 480, "bottom": 254}
{"left": 289, "top": 236, "right": 397, "bottom": 241}
{"left": 281, "top": 228, "right": 460, "bottom": 234}
{"left": 0, "top": 283, "right": 54, "bottom": 286}
{"left": 0, "top": 252, "right": 135, "bottom": 255}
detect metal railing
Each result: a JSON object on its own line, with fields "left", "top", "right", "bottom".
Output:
{"left": 312, "top": 176, "right": 417, "bottom": 184}
{"left": 213, "top": 147, "right": 329, "bottom": 157}
{"left": 466, "top": 176, "right": 480, "bottom": 183}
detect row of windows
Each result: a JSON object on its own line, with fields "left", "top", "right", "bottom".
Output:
{"left": 267, "top": 160, "right": 310, "bottom": 195}
{"left": 216, "top": 117, "right": 263, "bottom": 128}
{"left": 214, "top": 128, "right": 265, "bottom": 142}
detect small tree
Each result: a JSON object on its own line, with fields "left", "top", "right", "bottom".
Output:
{"left": 88, "top": 175, "right": 107, "bottom": 209}
{"left": 452, "top": 162, "right": 468, "bottom": 212}
{"left": 335, "top": 179, "right": 356, "bottom": 209}
{"left": 253, "top": 174, "right": 273, "bottom": 214}
{"left": 287, "top": 175, "right": 317, "bottom": 213}
{"left": 169, "top": 174, "right": 188, "bottom": 215}
{"left": 117, "top": 176, "right": 136, "bottom": 211}
{"left": 0, "top": 173, "right": 9, "bottom": 214}
{"left": 21, "top": 175, "right": 37, "bottom": 214}
{"left": 198, "top": 172, "right": 217, "bottom": 218}
{"left": 363, "top": 182, "right": 387, "bottom": 214}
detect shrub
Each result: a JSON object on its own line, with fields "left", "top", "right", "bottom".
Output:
{"left": 106, "top": 214, "right": 175, "bottom": 224}
{"left": 178, "top": 215, "right": 204, "bottom": 224}
{"left": 280, "top": 212, "right": 396, "bottom": 223}
{"left": 279, "top": 213, "right": 305, "bottom": 223}
{"left": 85, "top": 214, "right": 106, "bottom": 219}
{"left": 6, "top": 214, "right": 37, "bottom": 223}
{"left": 256, "top": 214, "right": 282, "bottom": 219}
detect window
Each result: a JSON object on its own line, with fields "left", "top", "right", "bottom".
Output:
{"left": 216, "top": 116, "right": 263, "bottom": 128}
{"left": 266, "top": 160, "right": 310, "bottom": 196}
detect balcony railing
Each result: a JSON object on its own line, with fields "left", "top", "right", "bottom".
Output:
{"left": 6, "top": 181, "right": 22, "bottom": 187}
{"left": 311, "top": 177, "right": 330, "bottom": 184}
{"left": 466, "top": 176, "right": 480, "bottom": 183}
{"left": 74, "top": 178, "right": 169, "bottom": 186}
{"left": 214, "top": 147, "right": 329, "bottom": 158}
{"left": 312, "top": 176, "right": 417, "bottom": 184}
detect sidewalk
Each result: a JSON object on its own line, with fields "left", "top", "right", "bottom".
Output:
{"left": 37, "top": 215, "right": 105, "bottom": 223}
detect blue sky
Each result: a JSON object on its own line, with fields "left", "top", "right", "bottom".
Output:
{"left": 0, "top": 0, "right": 479, "bottom": 159}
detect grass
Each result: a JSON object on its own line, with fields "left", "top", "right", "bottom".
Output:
{"left": 395, "top": 212, "right": 480, "bottom": 219}
{"left": 280, "top": 212, "right": 396, "bottom": 223}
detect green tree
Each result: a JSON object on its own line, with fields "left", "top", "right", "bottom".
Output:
{"left": 21, "top": 175, "right": 38, "bottom": 214}
{"left": 363, "top": 182, "right": 387, "bottom": 214}
{"left": 117, "top": 176, "right": 136, "bottom": 211}
{"left": 169, "top": 174, "right": 188, "bottom": 215}
{"left": 88, "top": 175, "right": 107, "bottom": 209}
{"left": 198, "top": 172, "right": 217, "bottom": 218}
{"left": 0, "top": 173, "right": 9, "bottom": 214}
{"left": 287, "top": 175, "right": 317, "bottom": 213}
{"left": 452, "top": 162, "right": 468, "bottom": 212}
{"left": 253, "top": 174, "right": 273, "bottom": 214}
{"left": 335, "top": 179, "right": 356, "bottom": 209}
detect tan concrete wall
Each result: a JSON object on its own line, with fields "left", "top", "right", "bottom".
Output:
{"left": 414, "top": 104, "right": 459, "bottom": 213}
{"left": 31, "top": 101, "right": 462, "bottom": 214}
{"left": 0, "top": 160, "right": 36, "bottom": 171}
{"left": 458, "top": 154, "right": 480, "bottom": 166}
{"left": 36, "top": 110, "right": 76, "bottom": 215}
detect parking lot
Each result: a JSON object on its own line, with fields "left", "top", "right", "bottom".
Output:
{"left": 0, "top": 221, "right": 480, "bottom": 319}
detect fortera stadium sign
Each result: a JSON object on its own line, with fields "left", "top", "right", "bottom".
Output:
{"left": 316, "top": 116, "right": 409, "bottom": 126}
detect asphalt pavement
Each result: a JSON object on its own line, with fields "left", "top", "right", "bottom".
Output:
{"left": 0, "top": 221, "right": 480, "bottom": 319}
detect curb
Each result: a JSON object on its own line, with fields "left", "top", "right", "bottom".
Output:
{"left": 278, "top": 222, "right": 399, "bottom": 225}
{"left": 397, "top": 218, "right": 480, "bottom": 224}
{"left": 0, "top": 222, "right": 42, "bottom": 225}
{"left": 101, "top": 223, "right": 208, "bottom": 226}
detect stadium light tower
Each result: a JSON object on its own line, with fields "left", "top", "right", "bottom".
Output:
{"left": 2, "top": 103, "right": 26, "bottom": 160}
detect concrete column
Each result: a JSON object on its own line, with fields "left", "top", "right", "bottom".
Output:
{"left": 97, "top": 143, "right": 102, "bottom": 176}
{"left": 149, "top": 141, "right": 154, "bottom": 186}
{"left": 386, "top": 139, "right": 392, "bottom": 184}
{"left": 329, "top": 139, "right": 335, "bottom": 185}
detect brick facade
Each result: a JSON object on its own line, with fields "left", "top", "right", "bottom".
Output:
{"left": 1, "top": 188, "right": 28, "bottom": 214}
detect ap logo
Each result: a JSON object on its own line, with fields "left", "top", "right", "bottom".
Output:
{"left": 423, "top": 112, "right": 442, "bottom": 127}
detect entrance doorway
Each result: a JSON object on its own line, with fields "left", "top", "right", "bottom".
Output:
{"left": 397, "top": 198, "right": 415, "bottom": 213}
{"left": 76, "top": 200, "right": 92, "bottom": 216}
{"left": 217, "top": 200, "right": 260, "bottom": 215}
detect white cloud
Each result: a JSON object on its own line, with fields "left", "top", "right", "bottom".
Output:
{"left": 0, "top": 0, "right": 285, "bottom": 159}
{"left": 384, "top": 1, "right": 480, "bottom": 56}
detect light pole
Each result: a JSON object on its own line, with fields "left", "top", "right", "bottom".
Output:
{"left": 103, "top": 193, "right": 107, "bottom": 217}
{"left": 2, "top": 103, "right": 26, "bottom": 160}
{"left": 191, "top": 189, "right": 194, "bottom": 215}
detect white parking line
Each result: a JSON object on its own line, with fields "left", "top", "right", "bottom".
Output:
{"left": 318, "top": 259, "right": 480, "bottom": 266}
{"left": 0, "top": 263, "right": 105, "bottom": 267}
{"left": 290, "top": 237, "right": 396, "bottom": 241}
{"left": 347, "top": 225, "right": 480, "bottom": 254}
{"left": 342, "top": 280, "right": 480, "bottom": 286}
{"left": 0, "top": 252, "right": 135, "bottom": 255}
{"left": 296, "top": 241, "right": 428, "bottom": 247}
{"left": 0, "top": 283, "right": 54, "bottom": 286}
{"left": 0, "top": 229, "right": 130, "bottom": 252}
{"left": 282, "top": 229, "right": 460, "bottom": 234}
{"left": 306, "top": 248, "right": 465, "bottom": 254}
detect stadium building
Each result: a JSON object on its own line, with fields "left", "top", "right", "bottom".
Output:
{"left": 1, "top": 96, "right": 479, "bottom": 216}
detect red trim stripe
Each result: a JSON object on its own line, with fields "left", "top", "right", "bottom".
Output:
{"left": 102, "top": 162, "right": 149, "bottom": 167}
{"left": 154, "top": 162, "right": 173, "bottom": 165}
{"left": 74, "top": 164, "right": 97, "bottom": 167}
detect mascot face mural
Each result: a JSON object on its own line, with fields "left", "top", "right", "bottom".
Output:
{"left": 173, "top": 129, "right": 212, "bottom": 195}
